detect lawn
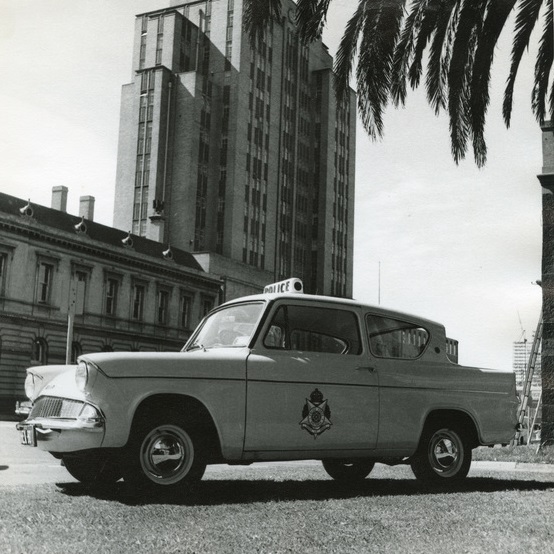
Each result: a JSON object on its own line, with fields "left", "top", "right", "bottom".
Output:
{"left": 473, "top": 444, "right": 554, "bottom": 464}
{"left": 1, "top": 463, "right": 553, "bottom": 554}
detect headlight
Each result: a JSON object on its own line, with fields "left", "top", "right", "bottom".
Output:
{"left": 75, "top": 361, "right": 88, "bottom": 391}
{"left": 24, "top": 374, "right": 35, "bottom": 399}
{"left": 75, "top": 360, "right": 99, "bottom": 392}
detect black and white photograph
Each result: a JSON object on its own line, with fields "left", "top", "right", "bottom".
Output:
{"left": 1, "top": 1, "right": 553, "bottom": 552}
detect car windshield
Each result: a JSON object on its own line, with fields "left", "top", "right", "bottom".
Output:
{"left": 184, "top": 302, "right": 265, "bottom": 350}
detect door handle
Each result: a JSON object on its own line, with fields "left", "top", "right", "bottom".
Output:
{"left": 355, "top": 366, "right": 375, "bottom": 372}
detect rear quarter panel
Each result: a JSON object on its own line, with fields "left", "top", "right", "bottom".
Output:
{"left": 377, "top": 360, "right": 518, "bottom": 451}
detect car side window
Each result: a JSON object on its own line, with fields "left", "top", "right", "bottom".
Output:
{"left": 264, "top": 305, "right": 362, "bottom": 355}
{"left": 366, "top": 314, "right": 429, "bottom": 359}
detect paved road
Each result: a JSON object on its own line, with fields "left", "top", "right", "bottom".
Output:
{"left": 1, "top": 421, "right": 553, "bottom": 487}
{"left": 0, "top": 420, "right": 74, "bottom": 486}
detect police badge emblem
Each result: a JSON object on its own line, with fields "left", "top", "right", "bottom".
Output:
{"left": 300, "top": 388, "right": 332, "bottom": 438}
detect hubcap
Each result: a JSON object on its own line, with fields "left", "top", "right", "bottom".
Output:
{"left": 140, "top": 425, "right": 194, "bottom": 485}
{"left": 429, "top": 430, "right": 462, "bottom": 476}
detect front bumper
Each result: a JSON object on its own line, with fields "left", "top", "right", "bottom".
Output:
{"left": 15, "top": 400, "right": 32, "bottom": 419}
{"left": 16, "top": 395, "right": 106, "bottom": 453}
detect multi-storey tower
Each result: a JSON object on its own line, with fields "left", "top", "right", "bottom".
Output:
{"left": 114, "top": 0, "right": 356, "bottom": 297}
{"left": 513, "top": 339, "right": 542, "bottom": 392}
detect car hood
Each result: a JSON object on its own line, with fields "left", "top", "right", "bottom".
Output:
{"left": 80, "top": 348, "right": 250, "bottom": 379}
{"left": 27, "top": 364, "right": 78, "bottom": 401}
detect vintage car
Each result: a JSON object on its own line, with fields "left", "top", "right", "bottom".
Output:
{"left": 17, "top": 278, "right": 518, "bottom": 494}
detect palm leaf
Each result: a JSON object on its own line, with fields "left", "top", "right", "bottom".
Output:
{"left": 355, "top": 1, "right": 405, "bottom": 139}
{"left": 425, "top": 0, "right": 458, "bottom": 115}
{"left": 391, "top": 0, "right": 431, "bottom": 105}
{"left": 448, "top": 0, "right": 489, "bottom": 164}
{"left": 470, "top": 0, "right": 517, "bottom": 166}
{"left": 296, "top": 0, "right": 333, "bottom": 41}
{"left": 503, "top": 0, "right": 543, "bottom": 126}
{"left": 406, "top": 0, "right": 445, "bottom": 91}
{"left": 243, "top": 0, "right": 283, "bottom": 44}
{"left": 531, "top": 0, "right": 553, "bottom": 123}
{"left": 334, "top": 1, "right": 370, "bottom": 104}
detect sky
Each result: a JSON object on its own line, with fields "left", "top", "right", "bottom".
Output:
{"left": 0, "top": 0, "right": 544, "bottom": 370}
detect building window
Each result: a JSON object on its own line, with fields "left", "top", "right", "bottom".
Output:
{"left": 180, "top": 294, "right": 192, "bottom": 329}
{"left": 105, "top": 278, "right": 119, "bottom": 316}
{"left": 102, "top": 344, "right": 113, "bottom": 352}
{"left": 201, "top": 296, "right": 214, "bottom": 318}
{"left": 0, "top": 253, "right": 7, "bottom": 295}
{"left": 72, "top": 270, "right": 88, "bottom": 314}
{"left": 156, "top": 26, "right": 163, "bottom": 65}
{"left": 139, "top": 34, "right": 147, "bottom": 69}
{"left": 157, "top": 289, "right": 170, "bottom": 325}
{"left": 132, "top": 283, "right": 146, "bottom": 321}
{"left": 33, "top": 338, "right": 48, "bottom": 365}
{"left": 37, "top": 262, "right": 54, "bottom": 304}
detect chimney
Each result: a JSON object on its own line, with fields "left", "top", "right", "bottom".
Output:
{"left": 79, "top": 196, "right": 95, "bottom": 221}
{"left": 51, "top": 186, "right": 68, "bottom": 212}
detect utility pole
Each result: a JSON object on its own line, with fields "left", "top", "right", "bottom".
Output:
{"left": 66, "top": 280, "right": 85, "bottom": 364}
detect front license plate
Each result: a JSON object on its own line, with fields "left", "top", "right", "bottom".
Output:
{"left": 19, "top": 424, "right": 36, "bottom": 447}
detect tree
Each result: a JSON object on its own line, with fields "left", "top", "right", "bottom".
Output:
{"left": 245, "top": 0, "right": 554, "bottom": 445}
{"left": 244, "top": 0, "right": 553, "bottom": 167}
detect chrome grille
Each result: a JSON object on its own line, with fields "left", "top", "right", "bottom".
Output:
{"left": 30, "top": 397, "right": 84, "bottom": 419}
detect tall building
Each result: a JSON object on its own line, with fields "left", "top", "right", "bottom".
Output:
{"left": 114, "top": 0, "right": 356, "bottom": 297}
{"left": 513, "top": 338, "right": 541, "bottom": 392}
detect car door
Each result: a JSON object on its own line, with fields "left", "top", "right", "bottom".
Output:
{"left": 365, "top": 311, "right": 444, "bottom": 451}
{"left": 244, "top": 301, "right": 379, "bottom": 454}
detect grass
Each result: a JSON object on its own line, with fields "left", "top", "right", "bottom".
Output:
{"left": 473, "top": 444, "right": 554, "bottom": 464}
{"left": 0, "top": 463, "right": 553, "bottom": 554}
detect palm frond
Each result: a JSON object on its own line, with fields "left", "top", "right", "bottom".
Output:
{"left": 503, "top": 0, "right": 543, "bottom": 126}
{"left": 296, "top": 0, "right": 333, "bottom": 42}
{"left": 406, "top": 0, "right": 445, "bottom": 91}
{"left": 243, "top": 0, "right": 282, "bottom": 44}
{"left": 531, "top": 0, "right": 553, "bottom": 123}
{"left": 355, "top": 1, "right": 405, "bottom": 139}
{"left": 425, "top": 0, "right": 458, "bottom": 115}
{"left": 471, "top": 129, "right": 488, "bottom": 168}
{"left": 334, "top": 1, "right": 370, "bottom": 103}
{"left": 448, "top": 0, "right": 488, "bottom": 164}
{"left": 391, "top": 0, "right": 431, "bottom": 105}
{"left": 470, "top": 0, "right": 517, "bottom": 164}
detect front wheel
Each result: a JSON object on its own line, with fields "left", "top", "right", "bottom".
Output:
{"left": 63, "top": 452, "right": 121, "bottom": 485}
{"left": 322, "top": 459, "right": 375, "bottom": 482}
{"left": 411, "top": 424, "right": 472, "bottom": 485}
{"left": 123, "top": 417, "right": 206, "bottom": 496}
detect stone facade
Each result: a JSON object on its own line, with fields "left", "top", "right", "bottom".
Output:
{"left": 0, "top": 191, "right": 221, "bottom": 414}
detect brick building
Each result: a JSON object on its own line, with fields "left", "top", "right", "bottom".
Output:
{"left": 0, "top": 189, "right": 221, "bottom": 413}
{"left": 114, "top": 0, "right": 356, "bottom": 298}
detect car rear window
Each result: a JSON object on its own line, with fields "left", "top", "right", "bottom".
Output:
{"left": 366, "top": 314, "right": 429, "bottom": 359}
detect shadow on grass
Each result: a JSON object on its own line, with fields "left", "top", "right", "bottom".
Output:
{"left": 56, "top": 476, "right": 554, "bottom": 506}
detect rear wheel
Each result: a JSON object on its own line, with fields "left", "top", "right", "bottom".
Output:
{"left": 123, "top": 416, "right": 206, "bottom": 496}
{"left": 322, "top": 459, "right": 375, "bottom": 482}
{"left": 411, "top": 423, "right": 472, "bottom": 485}
{"left": 63, "top": 452, "right": 121, "bottom": 485}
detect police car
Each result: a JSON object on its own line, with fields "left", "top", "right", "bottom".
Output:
{"left": 17, "top": 279, "right": 518, "bottom": 493}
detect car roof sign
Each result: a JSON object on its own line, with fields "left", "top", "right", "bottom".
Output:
{"left": 263, "top": 278, "right": 303, "bottom": 295}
